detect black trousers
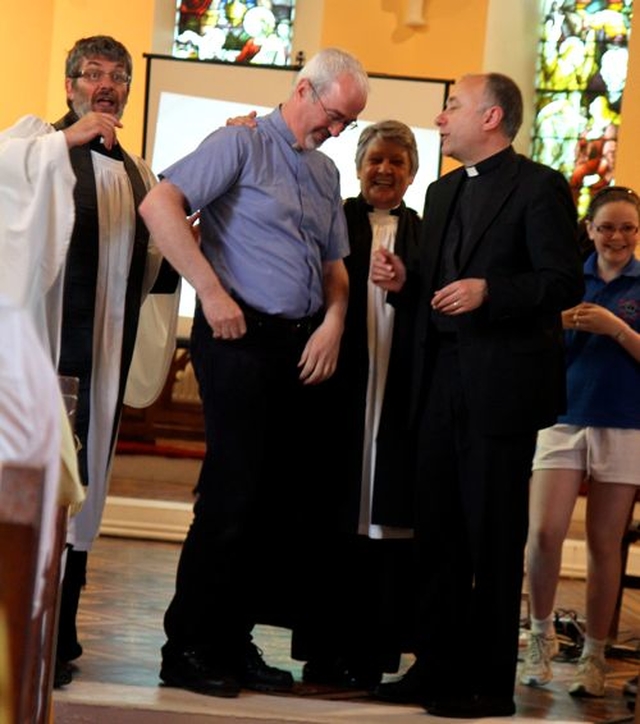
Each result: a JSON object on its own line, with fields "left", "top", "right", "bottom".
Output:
{"left": 163, "top": 304, "right": 328, "bottom": 663}
{"left": 414, "top": 341, "right": 535, "bottom": 700}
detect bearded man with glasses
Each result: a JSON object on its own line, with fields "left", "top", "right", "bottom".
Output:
{"left": 0, "top": 35, "right": 179, "bottom": 687}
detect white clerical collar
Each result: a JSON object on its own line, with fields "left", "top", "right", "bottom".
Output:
{"left": 465, "top": 165, "right": 479, "bottom": 177}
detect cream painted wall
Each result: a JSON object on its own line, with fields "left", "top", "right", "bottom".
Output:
{"left": 483, "top": 0, "right": 541, "bottom": 157}
{"left": 320, "top": 0, "right": 487, "bottom": 80}
{"left": 0, "top": 0, "right": 55, "bottom": 128}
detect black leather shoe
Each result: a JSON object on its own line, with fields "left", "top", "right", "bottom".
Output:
{"left": 303, "top": 659, "right": 382, "bottom": 690}
{"left": 239, "top": 644, "right": 293, "bottom": 693}
{"left": 160, "top": 649, "right": 241, "bottom": 698}
{"left": 302, "top": 659, "right": 348, "bottom": 685}
{"left": 53, "top": 659, "right": 74, "bottom": 688}
{"left": 426, "top": 695, "right": 516, "bottom": 718}
{"left": 373, "top": 662, "right": 429, "bottom": 705}
{"left": 348, "top": 664, "right": 383, "bottom": 690}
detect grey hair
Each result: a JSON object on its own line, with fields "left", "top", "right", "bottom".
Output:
{"left": 65, "top": 35, "right": 132, "bottom": 81}
{"left": 355, "top": 120, "right": 419, "bottom": 177}
{"left": 296, "top": 47, "right": 369, "bottom": 98}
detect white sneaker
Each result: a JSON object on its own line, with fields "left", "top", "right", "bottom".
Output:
{"left": 568, "top": 654, "right": 606, "bottom": 698}
{"left": 520, "top": 631, "right": 560, "bottom": 686}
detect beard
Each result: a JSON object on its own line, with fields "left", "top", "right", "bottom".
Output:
{"left": 71, "top": 90, "right": 125, "bottom": 120}
{"left": 302, "top": 127, "right": 331, "bottom": 151}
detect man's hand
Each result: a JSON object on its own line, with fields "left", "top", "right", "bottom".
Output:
{"left": 431, "top": 278, "right": 488, "bottom": 315}
{"left": 297, "top": 318, "right": 342, "bottom": 385}
{"left": 63, "top": 112, "right": 123, "bottom": 150}
{"left": 226, "top": 110, "right": 258, "bottom": 128}
{"left": 200, "top": 289, "right": 247, "bottom": 340}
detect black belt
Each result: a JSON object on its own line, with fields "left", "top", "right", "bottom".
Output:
{"left": 236, "top": 298, "right": 322, "bottom": 336}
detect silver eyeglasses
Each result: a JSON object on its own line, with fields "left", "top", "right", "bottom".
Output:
{"left": 71, "top": 69, "right": 131, "bottom": 86}
{"left": 309, "top": 81, "right": 357, "bottom": 132}
{"left": 594, "top": 223, "right": 639, "bottom": 238}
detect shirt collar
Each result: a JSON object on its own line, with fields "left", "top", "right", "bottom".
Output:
{"left": 265, "top": 106, "right": 299, "bottom": 150}
{"left": 464, "top": 146, "right": 514, "bottom": 177}
{"left": 365, "top": 203, "right": 402, "bottom": 216}
{"left": 584, "top": 251, "right": 640, "bottom": 279}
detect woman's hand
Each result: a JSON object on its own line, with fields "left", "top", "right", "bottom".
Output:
{"left": 563, "top": 301, "right": 626, "bottom": 338}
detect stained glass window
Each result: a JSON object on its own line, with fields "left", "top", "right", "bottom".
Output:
{"left": 531, "top": 0, "right": 633, "bottom": 217}
{"left": 173, "top": 1, "right": 296, "bottom": 66}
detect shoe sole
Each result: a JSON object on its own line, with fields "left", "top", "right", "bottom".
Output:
{"left": 159, "top": 675, "right": 240, "bottom": 698}
{"left": 374, "top": 692, "right": 424, "bottom": 705}
{"left": 243, "top": 681, "right": 293, "bottom": 693}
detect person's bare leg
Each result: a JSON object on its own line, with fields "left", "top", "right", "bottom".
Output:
{"left": 584, "top": 481, "right": 637, "bottom": 641}
{"left": 526, "top": 468, "right": 585, "bottom": 620}
{"left": 521, "top": 468, "right": 584, "bottom": 687}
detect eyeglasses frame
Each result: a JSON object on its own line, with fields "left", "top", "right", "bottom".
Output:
{"left": 69, "top": 69, "right": 131, "bottom": 86}
{"left": 308, "top": 81, "right": 358, "bottom": 132}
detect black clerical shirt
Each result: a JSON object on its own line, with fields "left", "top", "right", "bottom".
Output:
{"left": 432, "top": 146, "right": 515, "bottom": 333}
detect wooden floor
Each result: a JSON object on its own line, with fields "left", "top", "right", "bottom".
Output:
{"left": 52, "top": 449, "right": 640, "bottom": 723}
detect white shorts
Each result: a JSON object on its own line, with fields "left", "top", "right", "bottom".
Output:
{"left": 532, "top": 424, "right": 640, "bottom": 485}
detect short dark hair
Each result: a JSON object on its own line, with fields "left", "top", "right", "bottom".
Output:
{"left": 483, "top": 73, "right": 523, "bottom": 141}
{"left": 586, "top": 185, "right": 640, "bottom": 220}
{"left": 65, "top": 35, "right": 132, "bottom": 82}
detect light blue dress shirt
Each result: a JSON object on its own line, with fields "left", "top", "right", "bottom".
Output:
{"left": 161, "top": 108, "right": 349, "bottom": 318}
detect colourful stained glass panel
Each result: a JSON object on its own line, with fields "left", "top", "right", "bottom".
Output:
{"left": 531, "top": 0, "right": 633, "bottom": 217}
{"left": 173, "top": 1, "right": 297, "bottom": 66}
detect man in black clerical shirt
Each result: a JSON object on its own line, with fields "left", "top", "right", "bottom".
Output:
{"left": 371, "top": 73, "right": 583, "bottom": 718}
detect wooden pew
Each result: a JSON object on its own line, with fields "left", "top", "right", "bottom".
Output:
{"left": 0, "top": 463, "right": 45, "bottom": 724}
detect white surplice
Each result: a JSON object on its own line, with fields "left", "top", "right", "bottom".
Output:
{"left": 358, "top": 209, "right": 413, "bottom": 540}
{"left": 65, "top": 151, "right": 179, "bottom": 552}
{"left": 0, "top": 115, "right": 76, "bottom": 361}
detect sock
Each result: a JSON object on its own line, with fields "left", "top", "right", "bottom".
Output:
{"left": 581, "top": 635, "right": 606, "bottom": 661}
{"left": 530, "top": 615, "right": 555, "bottom": 638}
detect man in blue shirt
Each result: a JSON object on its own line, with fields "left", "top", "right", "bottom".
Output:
{"left": 140, "top": 47, "right": 368, "bottom": 698}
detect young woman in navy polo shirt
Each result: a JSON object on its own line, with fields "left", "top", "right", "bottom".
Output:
{"left": 521, "top": 186, "right": 640, "bottom": 698}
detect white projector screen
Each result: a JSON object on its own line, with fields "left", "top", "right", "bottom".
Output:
{"left": 142, "top": 54, "right": 452, "bottom": 317}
